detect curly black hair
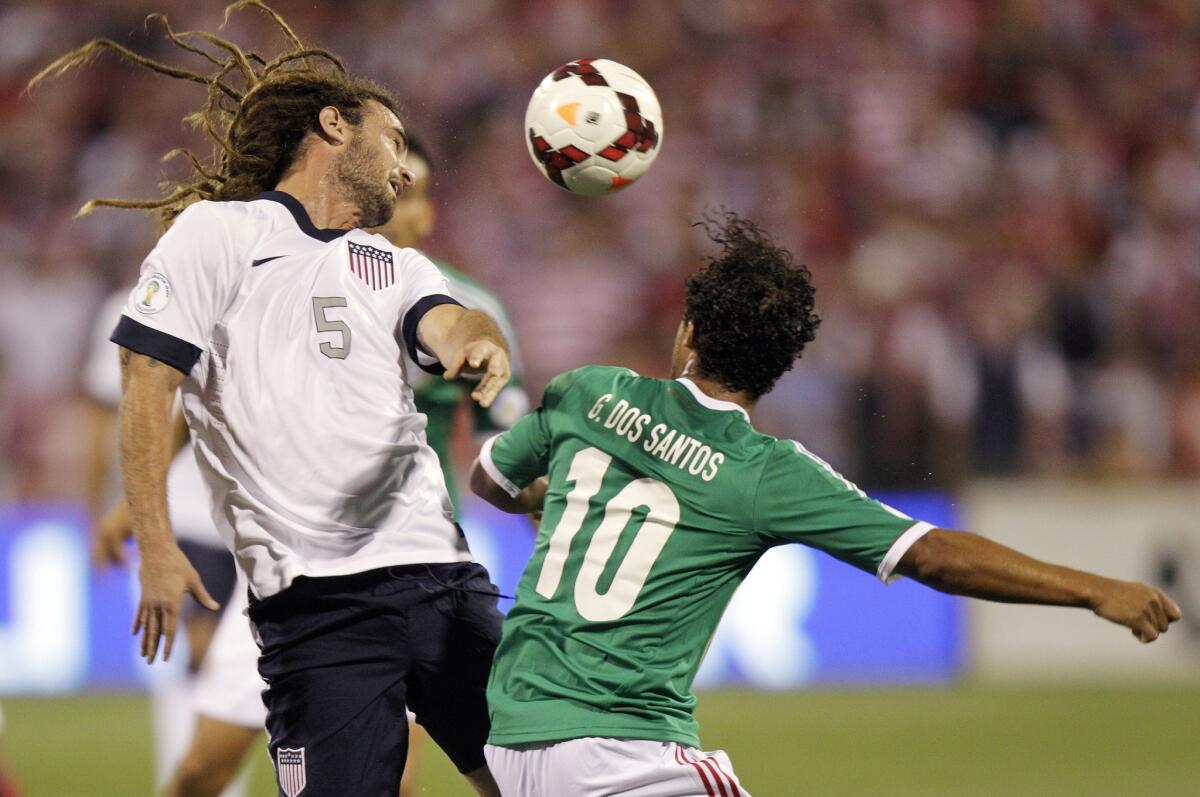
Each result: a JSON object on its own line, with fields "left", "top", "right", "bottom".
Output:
{"left": 684, "top": 212, "right": 820, "bottom": 400}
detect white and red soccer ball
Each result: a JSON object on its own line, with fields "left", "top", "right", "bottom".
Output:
{"left": 525, "top": 58, "right": 663, "bottom": 196}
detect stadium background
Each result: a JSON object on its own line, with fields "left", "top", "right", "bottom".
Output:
{"left": 0, "top": 0, "right": 1198, "bottom": 794}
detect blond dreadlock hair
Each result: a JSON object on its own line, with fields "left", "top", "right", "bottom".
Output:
{"left": 27, "top": 0, "right": 398, "bottom": 232}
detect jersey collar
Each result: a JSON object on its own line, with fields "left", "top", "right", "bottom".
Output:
{"left": 258, "top": 191, "right": 353, "bottom": 242}
{"left": 675, "top": 377, "right": 751, "bottom": 421}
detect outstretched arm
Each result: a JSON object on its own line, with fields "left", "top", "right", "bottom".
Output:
{"left": 119, "top": 348, "right": 218, "bottom": 663}
{"left": 896, "top": 529, "right": 1182, "bottom": 643}
{"left": 417, "top": 305, "right": 510, "bottom": 407}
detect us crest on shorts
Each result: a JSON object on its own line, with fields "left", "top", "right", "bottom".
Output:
{"left": 276, "top": 747, "right": 306, "bottom": 797}
{"left": 133, "top": 271, "right": 171, "bottom": 314}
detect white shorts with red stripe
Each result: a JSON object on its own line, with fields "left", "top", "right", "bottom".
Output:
{"left": 484, "top": 737, "right": 750, "bottom": 797}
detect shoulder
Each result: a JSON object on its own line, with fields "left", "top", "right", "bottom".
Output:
{"left": 163, "top": 200, "right": 273, "bottom": 255}
{"left": 351, "top": 230, "right": 409, "bottom": 259}
{"left": 163, "top": 200, "right": 226, "bottom": 234}
{"left": 543, "top": 365, "right": 634, "bottom": 406}
{"left": 765, "top": 437, "right": 859, "bottom": 491}
{"left": 353, "top": 236, "right": 452, "bottom": 280}
{"left": 174, "top": 198, "right": 269, "bottom": 228}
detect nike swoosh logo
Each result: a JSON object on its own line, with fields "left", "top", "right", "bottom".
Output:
{"left": 251, "top": 255, "right": 287, "bottom": 268}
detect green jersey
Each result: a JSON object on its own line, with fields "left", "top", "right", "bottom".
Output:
{"left": 410, "top": 260, "right": 526, "bottom": 508}
{"left": 482, "top": 365, "right": 929, "bottom": 748}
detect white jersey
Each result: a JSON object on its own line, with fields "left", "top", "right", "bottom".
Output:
{"left": 84, "top": 289, "right": 220, "bottom": 545}
{"left": 112, "top": 192, "right": 470, "bottom": 597}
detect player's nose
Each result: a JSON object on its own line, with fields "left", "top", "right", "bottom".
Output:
{"left": 396, "top": 165, "right": 415, "bottom": 188}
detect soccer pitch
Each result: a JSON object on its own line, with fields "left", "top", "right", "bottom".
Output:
{"left": 4, "top": 686, "right": 1198, "bottom": 796}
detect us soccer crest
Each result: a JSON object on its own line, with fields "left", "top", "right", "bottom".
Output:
{"left": 276, "top": 747, "right": 307, "bottom": 796}
{"left": 347, "top": 241, "right": 395, "bottom": 290}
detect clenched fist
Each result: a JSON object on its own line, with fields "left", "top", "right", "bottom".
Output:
{"left": 1091, "top": 580, "right": 1182, "bottom": 643}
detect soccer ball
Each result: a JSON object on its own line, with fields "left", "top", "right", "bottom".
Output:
{"left": 525, "top": 58, "right": 663, "bottom": 196}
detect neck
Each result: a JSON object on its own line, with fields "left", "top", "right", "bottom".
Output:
{"left": 274, "top": 168, "right": 361, "bottom": 230}
{"left": 679, "top": 363, "right": 756, "bottom": 414}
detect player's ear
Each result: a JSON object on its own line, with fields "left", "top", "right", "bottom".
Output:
{"left": 682, "top": 321, "right": 696, "bottom": 348}
{"left": 317, "top": 106, "right": 348, "bottom": 145}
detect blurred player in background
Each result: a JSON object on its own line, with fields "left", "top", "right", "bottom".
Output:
{"left": 0, "top": 704, "right": 24, "bottom": 797}
{"left": 85, "top": 295, "right": 244, "bottom": 796}
{"left": 30, "top": 3, "right": 511, "bottom": 794}
{"left": 470, "top": 212, "right": 1182, "bottom": 797}
{"left": 83, "top": 290, "right": 245, "bottom": 797}
{"left": 157, "top": 140, "right": 528, "bottom": 797}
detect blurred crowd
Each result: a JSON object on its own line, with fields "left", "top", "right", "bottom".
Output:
{"left": 2, "top": 0, "right": 1200, "bottom": 500}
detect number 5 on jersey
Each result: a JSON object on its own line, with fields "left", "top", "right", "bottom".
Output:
{"left": 537, "top": 447, "right": 680, "bottom": 622}
{"left": 312, "top": 296, "right": 351, "bottom": 359}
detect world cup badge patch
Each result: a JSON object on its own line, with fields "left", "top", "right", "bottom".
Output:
{"left": 133, "top": 272, "right": 171, "bottom": 314}
{"left": 276, "top": 747, "right": 307, "bottom": 797}
{"left": 347, "top": 241, "right": 395, "bottom": 290}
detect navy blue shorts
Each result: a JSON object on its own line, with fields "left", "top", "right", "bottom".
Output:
{"left": 177, "top": 538, "right": 237, "bottom": 613}
{"left": 248, "top": 562, "right": 502, "bottom": 797}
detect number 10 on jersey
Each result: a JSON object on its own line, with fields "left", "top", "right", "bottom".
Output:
{"left": 536, "top": 447, "right": 680, "bottom": 622}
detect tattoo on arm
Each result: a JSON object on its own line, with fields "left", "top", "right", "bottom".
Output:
{"left": 119, "top": 348, "right": 161, "bottom": 368}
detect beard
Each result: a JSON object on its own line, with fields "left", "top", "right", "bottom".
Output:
{"left": 334, "top": 134, "right": 395, "bottom": 228}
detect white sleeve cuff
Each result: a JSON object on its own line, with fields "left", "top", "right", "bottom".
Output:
{"left": 479, "top": 434, "right": 522, "bottom": 498}
{"left": 876, "top": 521, "right": 935, "bottom": 584}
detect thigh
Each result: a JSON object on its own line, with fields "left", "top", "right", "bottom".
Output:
{"left": 405, "top": 564, "right": 503, "bottom": 775}
{"left": 251, "top": 579, "right": 413, "bottom": 794}
{"left": 268, "top": 678, "right": 408, "bottom": 797}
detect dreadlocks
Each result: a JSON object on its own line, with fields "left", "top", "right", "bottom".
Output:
{"left": 26, "top": 0, "right": 397, "bottom": 231}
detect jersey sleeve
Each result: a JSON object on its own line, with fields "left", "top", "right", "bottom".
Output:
{"left": 395, "top": 249, "right": 461, "bottom": 375}
{"left": 110, "top": 202, "right": 239, "bottom": 375}
{"left": 754, "top": 440, "right": 933, "bottom": 583}
{"left": 477, "top": 368, "right": 583, "bottom": 496}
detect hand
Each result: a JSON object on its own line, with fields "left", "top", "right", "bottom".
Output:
{"left": 1091, "top": 580, "right": 1182, "bottom": 643}
{"left": 444, "top": 340, "right": 510, "bottom": 408}
{"left": 93, "top": 501, "right": 134, "bottom": 568}
{"left": 133, "top": 542, "right": 220, "bottom": 663}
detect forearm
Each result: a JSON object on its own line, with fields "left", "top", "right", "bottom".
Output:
{"left": 118, "top": 349, "right": 183, "bottom": 552}
{"left": 469, "top": 461, "right": 546, "bottom": 515}
{"left": 424, "top": 308, "right": 508, "bottom": 366}
{"left": 896, "top": 529, "right": 1107, "bottom": 609}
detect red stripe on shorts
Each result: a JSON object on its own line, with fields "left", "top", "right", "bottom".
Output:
{"left": 682, "top": 747, "right": 729, "bottom": 797}
{"left": 697, "top": 757, "right": 730, "bottom": 797}
{"left": 708, "top": 755, "right": 742, "bottom": 797}
{"left": 675, "top": 744, "right": 716, "bottom": 796}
